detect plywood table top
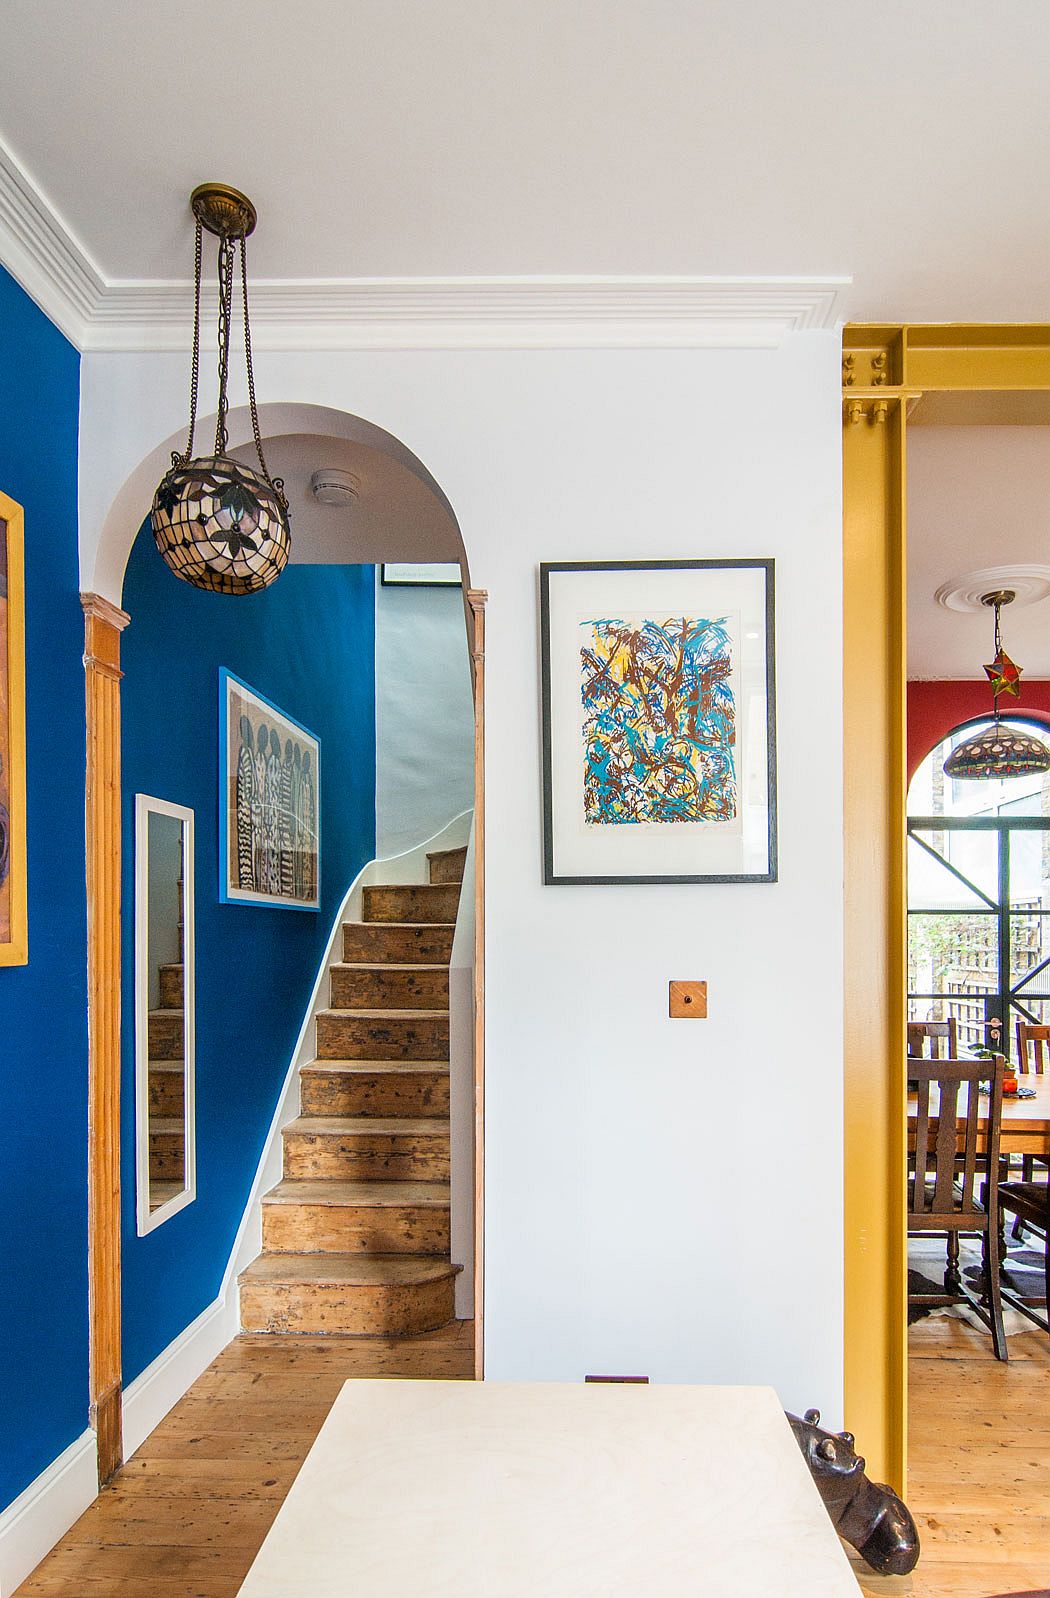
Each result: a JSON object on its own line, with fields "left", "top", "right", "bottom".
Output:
{"left": 237, "top": 1380, "right": 860, "bottom": 1597}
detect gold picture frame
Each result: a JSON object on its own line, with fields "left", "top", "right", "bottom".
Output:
{"left": 0, "top": 491, "right": 27, "bottom": 965}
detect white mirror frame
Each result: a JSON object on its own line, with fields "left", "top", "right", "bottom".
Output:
{"left": 135, "top": 793, "right": 196, "bottom": 1235}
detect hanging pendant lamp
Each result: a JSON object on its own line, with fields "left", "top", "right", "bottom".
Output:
{"left": 150, "top": 184, "right": 290, "bottom": 594}
{"left": 943, "top": 589, "right": 1050, "bottom": 780}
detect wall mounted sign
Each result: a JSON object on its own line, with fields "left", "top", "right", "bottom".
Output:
{"left": 0, "top": 492, "right": 26, "bottom": 964}
{"left": 381, "top": 562, "right": 462, "bottom": 587}
{"left": 219, "top": 669, "right": 321, "bottom": 909}
{"left": 540, "top": 559, "right": 777, "bottom": 884}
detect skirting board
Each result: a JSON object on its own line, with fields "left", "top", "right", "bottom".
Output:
{"left": 0, "top": 1429, "right": 97, "bottom": 1598}
{"left": 0, "top": 1290, "right": 236, "bottom": 1596}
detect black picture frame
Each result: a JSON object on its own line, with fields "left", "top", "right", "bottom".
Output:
{"left": 380, "top": 563, "right": 462, "bottom": 588}
{"left": 539, "top": 558, "right": 778, "bottom": 885}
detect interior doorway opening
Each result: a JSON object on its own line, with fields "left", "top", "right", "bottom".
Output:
{"left": 84, "top": 402, "right": 486, "bottom": 1489}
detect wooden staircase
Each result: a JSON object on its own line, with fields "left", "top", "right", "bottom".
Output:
{"left": 239, "top": 844, "right": 467, "bottom": 1336}
{"left": 146, "top": 961, "right": 186, "bottom": 1210}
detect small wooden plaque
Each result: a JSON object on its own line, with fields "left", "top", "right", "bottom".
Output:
{"left": 669, "top": 980, "right": 707, "bottom": 1018}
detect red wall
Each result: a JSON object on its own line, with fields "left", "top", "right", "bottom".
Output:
{"left": 907, "top": 680, "right": 1050, "bottom": 781}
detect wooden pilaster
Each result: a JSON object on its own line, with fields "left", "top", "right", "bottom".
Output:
{"left": 82, "top": 591, "right": 129, "bottom": 1486}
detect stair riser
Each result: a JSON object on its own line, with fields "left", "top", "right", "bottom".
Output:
{"left": 148, "top": 1137, "right": 184, "bottom": 1181}
{"left": 331, "top": 966, "right": 449, "bottom": 1010}
{"left": 317, "top": 1013, "right": 449, "bottom": 1061}
{"left": 342, "top": 924, "right": 454, "bottom": 964}
{"left": 300, "top": 1070, "right": 449, "bottom": 1118}
{"left": 262, "top": 1203, "right": 449, "bottom": 1256}
{"left": 283, "top": 1131, "right": 449, "bottom": 1183}
{"left": 148, "top": 1072, "right": 184, "bottom": 1117}
{"left": 363, "top": 885, "right": 461, "bottom": 925}
{"left": 158, "top": 966, "right": 184, "bottom": 1007}
{"left": 148, "top": 1013, "right": 183, "bottom": 1060}
{"left": 240, "top": 1275, "right": 456, "bottom": 1336}
{"left": 428, "top": 848, "right": 467, "bottom": 885}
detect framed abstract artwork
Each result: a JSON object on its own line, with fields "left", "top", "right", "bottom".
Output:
{"left": 0, "top": 492, "right": 27, "bottom": 965}
{"left": 219, "top": 670, "right": 321, "bottom": 909}
{"left": 540, "top": 559, "right": 777, "bottom": 885}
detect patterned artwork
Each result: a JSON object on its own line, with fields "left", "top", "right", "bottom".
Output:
{"left": 580, "top": 615, "right": 737, "bottom": 825}
{"left": 0, "top": 524, "right": 10, "bottom": 942}
{"left": 220, "top": 672, "right": 320, "bottom": 908}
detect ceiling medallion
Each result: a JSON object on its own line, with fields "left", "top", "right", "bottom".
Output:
{"left": 943, "top": 589, "right": 1050, "bottom": 781}
{"left": 150, "top": 184, "right": 290, "bottom": 595}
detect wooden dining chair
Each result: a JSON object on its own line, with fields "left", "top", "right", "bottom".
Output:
{"left": 908, "top": 1018, "right": 959, "bottom": 1060}
{"left": 1016, "top": 1022, "right": 1050, "bottom": 1074}
{"left": 997, "top": 1175, "right": 1050, "bottom": 1337}
{"left": 1013, "top": 1023, "right": 1050, "bottom": 1197}
{"left": 908, "top": 1055, "right": 1008, "bottom": 1360}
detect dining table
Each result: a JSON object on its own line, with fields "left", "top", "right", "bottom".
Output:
{"left": 907, "top": 1070, "right": 1050, "bottom": 1157}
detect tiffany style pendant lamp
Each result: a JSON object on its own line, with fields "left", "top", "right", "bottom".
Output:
{"left": 943, "top": 589, "right": 1050, "bottom": 780}
{"left": 150, "top": 184, "right": 290, "bottom": 594}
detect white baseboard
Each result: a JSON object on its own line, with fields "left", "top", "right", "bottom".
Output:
{"left": 123, "top": 1291, "right": 239, "bottom": 1460}
{"left": 0, "top": 1429, "right": 97, "bottom": 1598}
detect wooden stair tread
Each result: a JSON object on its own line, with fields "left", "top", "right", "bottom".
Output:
{"left": 343, "top": 920, "right": 455, "bottom": 931}
{"left": 240, "top": 1253, "right": 461, "bottom": 1286}
{"left": 331, "top": 962, "right": 451, "bottom": 973}
{"left": 303, "top": 1059, "right": 449, "bottom": 1075}
{"left": 148, "top": 1059, "right": 183, "bottom": 1073}
{"left": 319, "top": 1007, "right": 449, "bottom": 1021}
{"left": 287, "top": 1115, "right": 449, "bottom": 1136}
{"left": 149, "top": 1117, "right": 185, "bottom": 1134}
{"left": 148, "top": 1008, "right": 183, "bottom": 1019}
{"left": 264, "top": 1179, "right": 450, "bottom": 1207}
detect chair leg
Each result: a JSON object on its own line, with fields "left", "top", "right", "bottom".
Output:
{"left": 944, "top": 1231, "right": 962, "bottom": 1296}
{"left": 982, "top": 1225, "right": 1009, "bottom": 1362}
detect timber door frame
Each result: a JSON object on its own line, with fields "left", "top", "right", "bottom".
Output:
{"left": 84, "top": 581, "right": 488, "bottom": 1481}
{"left": 842, "top": 322, "right": 1050, "bottom": 1493}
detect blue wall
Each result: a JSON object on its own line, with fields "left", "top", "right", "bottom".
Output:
{"left": 0, "top": 267, "right": 88, "bottom": 1509}
{"left": 120, "top": 526, "right": 376, "bottom": 1382}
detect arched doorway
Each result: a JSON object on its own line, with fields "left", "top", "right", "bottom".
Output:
{"left": 907, "top": 715, "right": 1050, "bottom": 1061}
{"left": 82, "top": 404, "right": 485, "bottom": 1485}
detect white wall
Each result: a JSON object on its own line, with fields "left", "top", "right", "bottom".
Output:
{"left": 375, "top": 573, "right": 474, "bottom": 856}
{"left": 80, "top": 333, "right": 844, "bottom": 1420}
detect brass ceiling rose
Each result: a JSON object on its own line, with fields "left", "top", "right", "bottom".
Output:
{"left": 190, "top": 182, "right": 257, "bottom": 241}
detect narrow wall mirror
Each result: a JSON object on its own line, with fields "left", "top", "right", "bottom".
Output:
{"left": 135, "top": 795, "right": 195, "bottom": 1233}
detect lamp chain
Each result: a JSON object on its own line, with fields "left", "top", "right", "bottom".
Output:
{"left": 239, "top": 234, "right": 287, "bottom": 509}
{"left": 213, "top": 234, "right": 236, "bottom": 455}
{"left": 992, "top": 600, "right": 1003, "bottom": 720}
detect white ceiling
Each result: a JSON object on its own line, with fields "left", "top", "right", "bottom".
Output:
{"left": 908, "top": 427, "right": 1050, "bottom": 679}
{"left": 233, "top": 434, "right": 461, "bottom": 566}
{"left": 3, "top": 0, "right": 1050, "bottom": 320}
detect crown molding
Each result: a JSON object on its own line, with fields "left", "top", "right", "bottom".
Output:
{"left": 0, "top": 138, "right": 849, "bottom": 352}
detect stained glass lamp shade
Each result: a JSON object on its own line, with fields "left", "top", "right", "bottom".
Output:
{"left": 942, "top": 589, "right": 1050, "bottom": 780}
{"left": 150, "top": 184, "right": 290, "bottom": 595}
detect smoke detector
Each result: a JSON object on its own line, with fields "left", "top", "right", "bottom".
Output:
{"left": 310, "top": 469, "right": 360, "bottom": 508}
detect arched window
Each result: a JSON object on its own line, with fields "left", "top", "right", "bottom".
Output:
{"left": 907, "top": 716, "right": 1050, "bottom": 1060}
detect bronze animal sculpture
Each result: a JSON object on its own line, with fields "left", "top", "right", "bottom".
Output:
{"left": 787, "top": 1409, "right": 920, "bottom": 1575}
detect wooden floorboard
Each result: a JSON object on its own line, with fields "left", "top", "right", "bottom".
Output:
{"left": 16, "top": 1313, "right": 1050, "bottom": 1596}
{"left": 855, "top": 1315, "right": 1050, "bottom": 1598}
{"left": 14, "top": 1320, "right": 474, "bottom": 1597}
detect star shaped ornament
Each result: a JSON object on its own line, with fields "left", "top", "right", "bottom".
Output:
{"left": 984, "top": 648, "right": 1023, "bottom": 699}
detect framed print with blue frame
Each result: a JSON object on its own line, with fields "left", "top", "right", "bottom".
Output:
{"left": 540, "top": 559, "right": 777, "bottom": 885}
{"left": 219, "top": 669, "right": 321, "bottom": 909}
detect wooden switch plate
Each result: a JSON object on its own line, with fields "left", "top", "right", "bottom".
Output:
{"left": 669, "top": 980, "right": 707, "bottom": 1018}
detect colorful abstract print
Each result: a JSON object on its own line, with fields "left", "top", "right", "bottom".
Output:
{"left": 581, "top": 615, "right": 737, "bottom": 826}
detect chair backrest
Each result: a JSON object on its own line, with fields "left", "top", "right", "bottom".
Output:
{"left": 908, "top": 1018, "right": 958, "bottom": 1059}
{"left": 1016, "top": 1022, "right": 1050, "bottom": 1074}
{"left": 910, "top": 1056, "right": 1004, "bottom": 1220}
